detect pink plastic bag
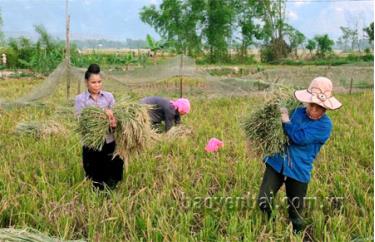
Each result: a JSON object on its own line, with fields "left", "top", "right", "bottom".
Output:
{"left": 205, "top": 138, "right": 224, "bottom": 153}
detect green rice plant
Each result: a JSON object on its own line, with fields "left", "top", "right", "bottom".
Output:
{"left": 242, "top": 89, "right": 301, "bottom": 156}
{"left": 53, "top": 105, "right": 76, "bottom": 123}
{"left": 77, "top": 106, "right": 109, "bottom": 151}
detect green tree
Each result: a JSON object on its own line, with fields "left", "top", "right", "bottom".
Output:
{"left": 314, "top": 34, "right": 334, "bottom": 58}
{"left": 31, "top": 25, "right": 63, "bottom": 73}
{"left": 7, "top": 37, "right": 34, "bottom": 68}
{"left": 182, "top": 0, "right": 206, "bottom": 56}
{"left": 203, "top": 0, "right": 234, "bottom": 62}
{"left": 146, "top": 34, "right": 164, "bottom": 64}
{"left": 284, "top": 24, "right": 305, "bottom": 58}
{"left": 306, "top": 39, "right": 316, "bottom": 56}
{"left": 140, "top": 0, "right": 205, "bottom": 57}
{"left": 363, "top": 22, "right": 374, "bottom": 47}
{"left": 137, "top": 53, "right": 148, "bottom": 68}
{"left": 7, "top": 25, "right": 65, "bottom": 74}
{"left": 123, "top": 53, "right": 137, "bottom": 71}
{"left": 259, "top": 0, "right": 291, "bottom": 61}
{"left": 233, "top": 0, "right": 263, "bottom": 60}
{"left": 339, "top": 26, "right": 359, "bottom": 51}
{"left": 260, "top": 0, "right": 286, "bottom": 41}
{"left": 0, "top": 9, "right": 5, "bottom": 46}
{"left": 34, "top": 24, "right": 55, "bottom": 52}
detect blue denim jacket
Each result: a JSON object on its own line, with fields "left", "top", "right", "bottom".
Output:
{"left": 264, "top": 107, "right": 332, "bottom": 183}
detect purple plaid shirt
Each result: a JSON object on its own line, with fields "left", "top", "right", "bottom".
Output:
{"left": 75, "top": 90, "right": 115, "bottom": 143}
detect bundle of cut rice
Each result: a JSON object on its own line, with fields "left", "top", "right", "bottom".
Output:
{"left": 165, "top": 125, "right": 193, "bottom": 139}
{"left": 113, "top": 101, "right": 158, "bottom": 161}
{"left": 242, "top": 89, "right": 301, "bottom": 156}
{"left": 77, "top": 100, "right": 157, "bottom": 162}
{"left": 15, "top": 120, "right": 66, "bottom": 138}
{"left": 0, "top": 227, "right": 85, "bottom": 242}
{"left": 77, "top": 106, "right": 109, "bottom": 151}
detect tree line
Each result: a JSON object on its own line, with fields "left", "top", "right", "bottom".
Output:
{"left": 140, "top": 0, "right": 374, "bottom": 63}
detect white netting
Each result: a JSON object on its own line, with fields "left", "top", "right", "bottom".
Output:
{"left": 16, "top": 63, "right": 85, "bottom": 103}
{"left": 102, "top": 55, "right": 275, "bottom": 97}
{"left": 1, "top": 54, "right": 371, "bottom": 107}
{"left": 107, "top": 55, "right": 199, "bottom": 84}
{"left": 0, "top": 55, "right": 204, "bottom": 107}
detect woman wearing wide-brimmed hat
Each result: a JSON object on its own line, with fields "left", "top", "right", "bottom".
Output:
{"left": 257, "top": 77, "right": 342, "bottom": 232}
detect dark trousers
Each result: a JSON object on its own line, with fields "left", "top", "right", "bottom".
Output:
{"left": 257, "top": 164, "right": 308, "bottom": 232}
{"left": 82, "top": 141, "right": 124, "bottom": 190}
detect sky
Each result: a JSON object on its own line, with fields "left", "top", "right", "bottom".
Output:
{"left": 0, "top": 0, "right": 373, "bottom": 41}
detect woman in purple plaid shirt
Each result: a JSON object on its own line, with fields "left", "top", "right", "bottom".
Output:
{"left": 75, "top": 64, "right": 124, "bottom": 190}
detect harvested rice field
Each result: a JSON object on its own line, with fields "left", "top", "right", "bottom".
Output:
{"left": 0, "top": 64, "right": 373, "bottom": 241}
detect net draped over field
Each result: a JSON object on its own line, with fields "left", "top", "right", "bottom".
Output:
{"left": 0, "top": 55, "right": 373, "bottom": 107}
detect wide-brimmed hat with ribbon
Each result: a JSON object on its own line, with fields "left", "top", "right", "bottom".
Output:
{"left": 294, "top": 77, "right": 342, "bottom": 110}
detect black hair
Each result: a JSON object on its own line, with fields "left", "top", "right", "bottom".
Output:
{"left": 85, "top": 64, "right": 100, "bottom": 80}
